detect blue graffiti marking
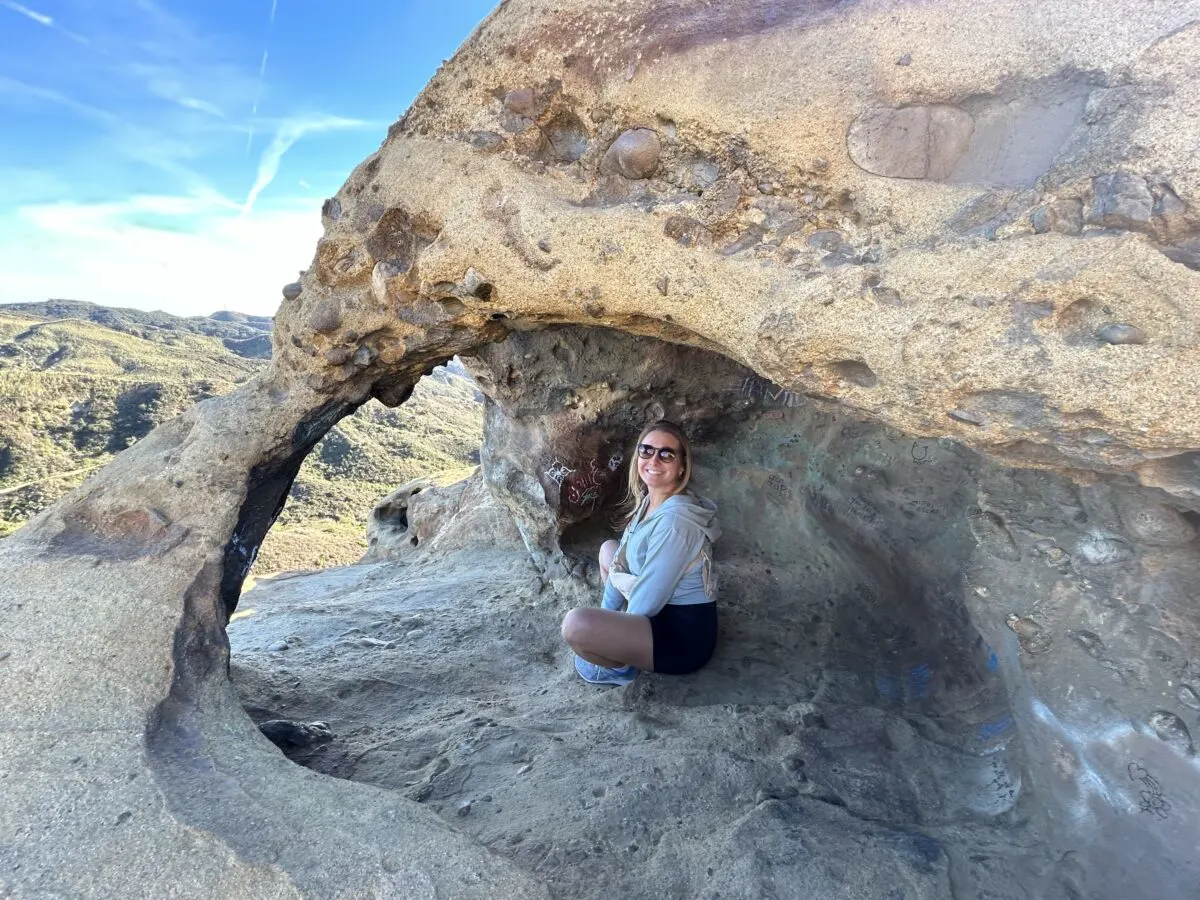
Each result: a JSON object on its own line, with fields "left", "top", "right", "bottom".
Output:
{"left": 977, "top": 715, "right": 1015, "bottom": 742}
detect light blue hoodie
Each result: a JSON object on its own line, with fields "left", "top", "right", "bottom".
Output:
{"left": 601, "top": 491, "right": 721, "bottom": 617}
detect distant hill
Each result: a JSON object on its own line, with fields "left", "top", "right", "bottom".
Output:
{"left": 4, "top": 299, "right": 274, "bottom": 338}
{"left": 0, "top": 302, "right": 484, "bottom": 573}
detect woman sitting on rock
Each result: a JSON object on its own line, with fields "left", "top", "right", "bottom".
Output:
{"left": 562, "top": 420, "right": 720, "bottom": 685}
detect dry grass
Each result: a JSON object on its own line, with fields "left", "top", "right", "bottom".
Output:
{"left": 0, "top": 309, "right": 484, "bottom": 568}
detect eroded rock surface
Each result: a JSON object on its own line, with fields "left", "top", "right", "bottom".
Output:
{"left": 235, "top": 326, "right": 1200, "bottom": 899}
{"left": 2, "top": 1, "right": 1200, "bottom": 897}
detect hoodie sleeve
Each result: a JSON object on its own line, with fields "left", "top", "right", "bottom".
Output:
{"left": 601, "top": 578, "right": 625, "bottom": 611}
{"left": 624, "top": 516, "right": 707, "bottom": 618}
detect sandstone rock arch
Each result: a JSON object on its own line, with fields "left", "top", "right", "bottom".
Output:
{"left": 3, "top": 1, "right": 1200, "bottom": 897}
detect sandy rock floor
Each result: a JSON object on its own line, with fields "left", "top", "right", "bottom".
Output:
{"left": 230, "top": 550, "right": 1061, "bottom": 900}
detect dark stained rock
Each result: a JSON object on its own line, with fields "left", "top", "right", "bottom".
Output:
{"left": 1030, "top": 200, "right": 1083, "bottom": 235}
{"left": 1088, "top": 172, "right": 1154, "bottom": 231}
{"left": 539, "top": 111, "right": 589, "bottom": 163}
{"left": 467, "top": 130, "right": 505, "bottom": 150}
{"left": 503, "top": 88, "right": 539, "bottom": 116}
{"left": 663, "top": 215, "right": 712, "bottom": 248}
{"left": 1162, "top": 239, "right": 1200, "bottom": 271}
{"left": 259, "top": 719, "right": 334, "bottom": 750}
{"left": 1096, "top": 323, "right": 1146, "bottom": 345}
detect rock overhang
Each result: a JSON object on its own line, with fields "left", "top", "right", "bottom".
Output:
{"left": 273, "top": 0, "right": 1200, "bottom": 496}
{"left": 2, "top": 1, "right": 1200, "bottom": 897}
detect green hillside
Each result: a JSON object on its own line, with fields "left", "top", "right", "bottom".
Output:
{"left": 0, "top": 305, "right": 483, "bottom": 573}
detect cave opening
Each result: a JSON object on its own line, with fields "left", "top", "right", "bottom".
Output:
{"left": 222, "top": 322, "right": 1117, "bottom": 897}
{"left": 239, "top": 359, "right": 486, "bottom": 581}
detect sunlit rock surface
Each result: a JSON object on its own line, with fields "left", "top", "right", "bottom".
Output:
{"left": 2, "top": 1, "right": 1199, "bottom": 897}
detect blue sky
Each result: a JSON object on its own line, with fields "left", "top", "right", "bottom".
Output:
{"left": 0, "top": 0, "right": 496, "bottom": 316}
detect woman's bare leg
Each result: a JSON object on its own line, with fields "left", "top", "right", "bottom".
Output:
{"left": 598, "top": 539, "right": 619, "bottom": 582}
{"left": 562, "top": 607, "right": 654, "bottom": 671}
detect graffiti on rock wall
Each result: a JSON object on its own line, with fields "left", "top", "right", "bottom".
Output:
{"left": 565, "top": 458, "right": 620, "bottom": 512}
{"left": 848, "top": 493, "right": 881, "bottom": 526}
{"left": 742, "top": 376, "right": 804, "bottom": 408}
{"left": 545, "top": 460, "right": 575, "bottom": 486}
{"left": 545, "top": 450, "right": 625, "bottom": 512}
{"left": 1128, "top": 762, "right": 1171, "bottom": 819}
{"left": 765, "top": 472, "right": 793, "bottom": 506}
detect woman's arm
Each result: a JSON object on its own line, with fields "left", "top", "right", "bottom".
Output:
{"left": 624, "top": 520, "right": 706, "bottom": 618}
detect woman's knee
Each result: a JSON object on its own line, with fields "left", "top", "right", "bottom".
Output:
{"left": 561, "top": 607, "right": 590, "bottom": 646}
{"left": 598, "top": 539, "right": 618, "bottom": 570}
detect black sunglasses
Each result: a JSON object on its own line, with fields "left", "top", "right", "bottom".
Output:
{"left": 637, "top": 443, "right": 681, "bottom": 462}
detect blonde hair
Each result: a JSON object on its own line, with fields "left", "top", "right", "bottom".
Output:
{"left": 622, "top": 419, "right": 691, "bottom": 522}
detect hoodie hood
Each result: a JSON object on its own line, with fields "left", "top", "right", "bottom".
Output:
{"left": 654, "top": 491, "right": 721, "bottom": 544}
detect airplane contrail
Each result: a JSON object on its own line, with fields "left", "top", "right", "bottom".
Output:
{"left": 246, "top": 1, "right": 278, "bottom": 154}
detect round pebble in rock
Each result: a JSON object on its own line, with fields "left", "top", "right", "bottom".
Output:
{"left": 503, "top": 88, "right": 537, "bottom": 117}
{"left": 1074, "top": 534, "right": 1134, "bottom": 566}
{"left": 806, "top": 229, "right": 844, "bottom": 252}
{"left": 1096, "top": 323, "right": 1146, "bottom": 345}
{"left": 1068, "top": 629, "right": 1105, "bottom": 658}
{"left": 381, "top": 853, "right": 404, "bottom": 874}
{"left": 308, "top": 300, "right": 341, "bottom": 335}
{"left": 1147, "top": 710, "right": 1193, "bottom": 755}
{"left": 457, "top": 800, "right": 473, "bottom": 817}
{"left": 600, "top": 128, "right": 662, "bottom": 180}
{"left": 1006, "top": 614, "right": 1052, "bottom": 654}
{"left": 282, "top": 282, "right": 302, "bottom": 301}
{"left": 1117, "top": 498, "right": 1196, "bottom": 547}
{"left": 1177, "top": 684, "right": 1200, "bottom": 711}
{"left": 267, "top": 640, "right": 288, "bottom": 652}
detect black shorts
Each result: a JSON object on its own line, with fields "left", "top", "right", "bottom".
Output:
{"left": 649, "top": 602, "right": 718, "bottom": 675}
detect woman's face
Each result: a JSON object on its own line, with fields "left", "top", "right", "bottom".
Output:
{"left": 636, "top": 429, "right": 684, "bottom": 494}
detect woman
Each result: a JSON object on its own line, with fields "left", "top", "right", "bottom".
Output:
{"left": 561, "top": 420, "right": 720, "bottom": 685}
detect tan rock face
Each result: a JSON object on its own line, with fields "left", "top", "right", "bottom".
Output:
{"left": 3, "top": 1, "right": 1200, "bottom": 897}
{"left": 847, "top": 105, "right": 975, "bottom": 181}
{"left": 364, "top": 470, "right": 524, "bottom": 561}
{"left": 271, "top": 0, "right": 1200, "bottom": 492}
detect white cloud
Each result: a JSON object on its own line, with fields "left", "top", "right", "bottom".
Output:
{"left": 2, "top": 0, "right": 52, "bottom": 27}
{"left": 0, "top": 193, "right": 324, "bottom": 317}
{"left": 0, "top": 2, "right": 384, "bottom": 318}
{"left": 243, "top": 114, "right": 372, "bottom": 213}
{"left": 177, "top": 96, "right": 225, "bottom": 117}
{"left": 127, "top": 64, "right": 228, "bottom": 118}
{"left": 1, "top": 0, "right": 89, "bottom": 43}
{"left": 0, "top": 75, "right": 113, "bottom": 124}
